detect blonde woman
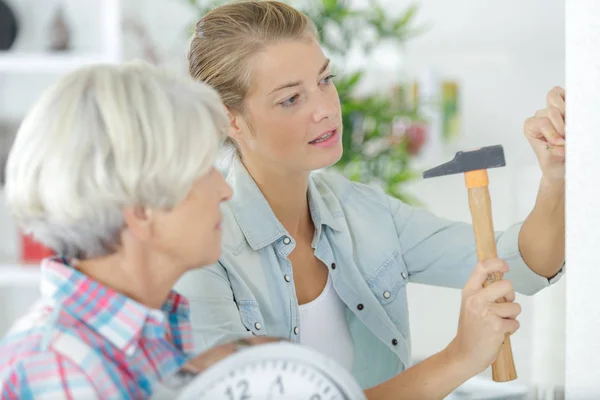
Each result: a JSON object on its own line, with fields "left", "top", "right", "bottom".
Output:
{"left": 0, "top": 61, "right": 259, "bottom": 399}
{"left": 176, "top": 1, "right": 566, "bottom": 398}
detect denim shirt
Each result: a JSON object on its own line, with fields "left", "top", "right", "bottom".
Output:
{"left": 174, "top": 156, "right": 564, "bottom": 390}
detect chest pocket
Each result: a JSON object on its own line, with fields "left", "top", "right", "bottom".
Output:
{"left": 237, "top": 300, "right": 267, "bottom": 336}
{"left": 366, "top": 251, "right": 410, "bottom": 337}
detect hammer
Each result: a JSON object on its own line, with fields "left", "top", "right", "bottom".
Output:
{"left": 422, "top": 144, "right": 517, "bottom": 382}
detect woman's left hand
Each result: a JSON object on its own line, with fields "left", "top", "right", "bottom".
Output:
{"left": 523, "top": 86, "right": 566, "bottom": 182}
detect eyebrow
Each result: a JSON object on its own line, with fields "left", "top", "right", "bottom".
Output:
{"left": 268, "top": 59, "right": 331, "bottom": 95}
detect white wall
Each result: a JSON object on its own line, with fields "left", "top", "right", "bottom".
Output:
{"left": 564, "top": 1, "right": 600, "bottom": 398}
{"left": 0, "top": 0, "right": 565, "bottom": 391}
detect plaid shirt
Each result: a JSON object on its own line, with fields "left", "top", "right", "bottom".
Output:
{"left": 0, "top": 257, "right": 195, "bottom": 399}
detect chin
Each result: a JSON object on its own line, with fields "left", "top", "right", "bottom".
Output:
{"left": 309, "top": 145, "right": 344, "bottom": 171}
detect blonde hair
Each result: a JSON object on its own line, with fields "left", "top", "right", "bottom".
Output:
{"left": 5, "top": 61, "right": 228, "bottom": 259}
{"left": 188, "top": 0, "right": 318, "bottom": 147}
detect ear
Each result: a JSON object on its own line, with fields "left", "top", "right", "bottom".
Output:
{"left": 225, "top": 106, "right": 250, "bottom": 142}
{"left": 122, "top": 205, "right": 153, "bottom": 241}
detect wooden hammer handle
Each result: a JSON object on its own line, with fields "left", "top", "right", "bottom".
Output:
{"left": 466, "top": 171, "right": 517, "bottom": 382}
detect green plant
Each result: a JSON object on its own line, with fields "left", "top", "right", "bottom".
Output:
{"left": 185, "top": 0, "right": 427, "bottom": 204}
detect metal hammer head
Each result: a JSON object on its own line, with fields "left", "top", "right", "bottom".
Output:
{"left": 423, "top": 145, "right": 506, "bottom": 179}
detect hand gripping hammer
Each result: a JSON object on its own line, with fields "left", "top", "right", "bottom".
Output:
{"left": 422, "top": 144, "right": 517, "bottom": 382}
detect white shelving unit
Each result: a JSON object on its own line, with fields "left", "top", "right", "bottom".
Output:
{"left": 0, "top": 0, "right": 122, "bottom": 289}
{"left": 0, "top": 265, "right": 40, "bottom": 287}
{"left": 0, "top": 0, "right": 121, "bottom": 75}
{"left": 0, "top": 53, "right": 115, "bottom": 73}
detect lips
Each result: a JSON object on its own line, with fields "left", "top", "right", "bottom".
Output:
{"left": 309, "top": 129, "right": 337, "bottom": 144}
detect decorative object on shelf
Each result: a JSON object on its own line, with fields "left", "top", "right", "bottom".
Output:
{"left": 390, "top": 117, "right": 428, "bottom": 156}
{"left": 48, "top": 1, "right": 71, "bottom": 51}
{"left": 20, "top": 232, "right": 54, "bottom": 264}
{"left": 185, "top": 0, "right": 428, "bottom": 205}
{"left": 409, "top": 70, "right": 443, "bottom": 166}
{"left": 0, "top": 0, "right": 18, "bottom": 50}
{"left": 122, "top": 17, "right": 162, "bottom": 65}
{"left": 409, "top": 74, "right": 462, "bottom": 166}
{"left": 441, "top": 81, "right": 460, "bottom": 142}
{"left": 411, "top": 77, "right": 462, "bottom": 143}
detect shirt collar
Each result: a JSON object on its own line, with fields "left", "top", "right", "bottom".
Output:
{"left": 226, "top": 156, "right": 343, "bottom": 251}
{"left": 40, "top": 257, "right": 194, "bottom": 356}
{"left": 307, "top": 175, "right": 343, "bottom": 235}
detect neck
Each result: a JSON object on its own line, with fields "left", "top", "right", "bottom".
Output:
{"left": 75, "top": 242, "right": 185, "bottom": 310}
{"left": 241, "top": 156, "right": 313, "bottom": 238}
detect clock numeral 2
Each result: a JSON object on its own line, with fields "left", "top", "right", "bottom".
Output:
{"left": 225, "top": 379, "right": 251, "bottom": 400}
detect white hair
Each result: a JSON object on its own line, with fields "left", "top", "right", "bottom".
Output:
{"left": 4, "top": 61, "right": 228, "bottom": 259}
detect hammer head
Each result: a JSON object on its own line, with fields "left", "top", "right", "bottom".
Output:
{"left": 423, "top": 145, "right": 506, "bottom": 179}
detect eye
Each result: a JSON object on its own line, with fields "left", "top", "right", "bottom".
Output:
{"left": 280, "top": 94, "right": 300, "bottom": 108}
{"left": 320, "top": 74, "right": 336, "bottom": 85}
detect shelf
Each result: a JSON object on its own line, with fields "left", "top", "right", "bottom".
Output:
{"left": 0, "top": 264, "right": 41, "bottom": 287}
{"left": 0, "top": 53, "right": 116, "bottom": 74}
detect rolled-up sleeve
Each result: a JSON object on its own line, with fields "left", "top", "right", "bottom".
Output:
{"left": 389, "top": 196, "right": 564, "bottom": 295}
{"left": 496, "top": 221, "right": 565, "bottom": 294}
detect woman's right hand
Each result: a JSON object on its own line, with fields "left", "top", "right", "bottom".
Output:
{"left": 446, "top": 258, "right": 521, "bottom": 376}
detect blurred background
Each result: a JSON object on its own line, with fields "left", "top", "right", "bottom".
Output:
{"left": 0, "top": 0, "right": 564, "bottom": 398}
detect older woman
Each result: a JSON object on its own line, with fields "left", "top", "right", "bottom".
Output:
{"left": 0, "top": 61, "right": 244, "bottom": 399}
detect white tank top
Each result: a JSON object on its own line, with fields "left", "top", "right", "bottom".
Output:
{"left": 298, "top": 274, "right": 355, "bottom": 372}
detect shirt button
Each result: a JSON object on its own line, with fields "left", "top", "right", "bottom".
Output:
{"left": 357, "top": 304, "right": 364, "bottom": 311}
{"left": 383, "top": 291, "right": 391, "bottom": 299}
{"left": 254, "top": 322, "right": 262, "bottom": 330}
{"left": 284, "top": 275, "right": 291, "bottom": 282}
{"left": 392, "top": 338, "right": 398, "bottom": 346}
{"left": 294, "top": 327, "right": 299, "bottom": 335}
{"left": 401, "top": 272, "right": 407, "bottom": 279}
{"left": 331, "top": 263, "right": 336, "bottom": 270}
{"left": 283, "top": 237, "right": 291, "bottom": 245}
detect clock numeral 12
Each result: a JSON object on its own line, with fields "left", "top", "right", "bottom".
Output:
{"left": 225, "top": 379, "right": 251, "bottom": 400}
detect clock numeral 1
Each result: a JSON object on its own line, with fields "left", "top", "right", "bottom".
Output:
{"left": 225, "top": 379, "right": 251, "bottom": 400}
{"left": 273, "top": 375, "right": 284, "bottom": 394}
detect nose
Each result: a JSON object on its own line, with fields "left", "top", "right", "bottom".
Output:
{"left": 312, "top": 90, "right": 337, "bottom": 123}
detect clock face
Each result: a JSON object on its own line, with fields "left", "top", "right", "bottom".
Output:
{"left": 177, "top": 342, "right": 366, "bottom": 400}
{"left": 199, "top": 358, "right": 349, "bottom": 400}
